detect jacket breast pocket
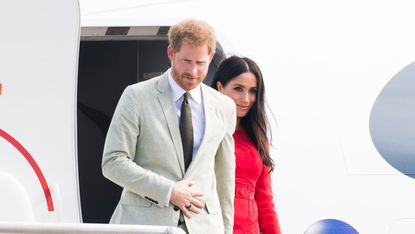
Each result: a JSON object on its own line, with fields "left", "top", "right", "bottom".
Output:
{"left": 121, "top": 191, "right": 152, "bottom": 208}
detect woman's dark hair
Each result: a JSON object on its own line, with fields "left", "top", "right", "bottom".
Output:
{"left": 211, "top": 56, "right": 275, "bottom": 172}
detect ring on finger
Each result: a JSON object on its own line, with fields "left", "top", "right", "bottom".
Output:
{"left": 185, "top": 203, "right": 193, "bottom": 210}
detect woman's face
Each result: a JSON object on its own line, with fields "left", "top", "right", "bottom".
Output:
{"left": 217, "top": 72, "right": 257, "bottom": 119}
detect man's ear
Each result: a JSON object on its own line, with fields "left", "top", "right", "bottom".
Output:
{"left": 167, "top": 45, "right": 174, "bottom": 61}
{"left": 209, "top": 51, "right": 215, "bottom": 61}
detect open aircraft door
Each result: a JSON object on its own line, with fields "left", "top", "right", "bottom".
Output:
{"left": 0, "top": 0, "right": 186, "bottom": 233}
{"left": 0, "top": 0, "right": 81, "bottom": 222}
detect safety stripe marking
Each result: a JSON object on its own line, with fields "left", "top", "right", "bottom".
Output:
{"left": 0, "top": 129, "right": 54, "bottom": 211}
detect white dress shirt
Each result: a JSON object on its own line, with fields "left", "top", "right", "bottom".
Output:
{"left": 168, "top": 70, "right": 205, "bottom": 159}
{"left": 165, "top": 69, "right": 206, "bottom": 206}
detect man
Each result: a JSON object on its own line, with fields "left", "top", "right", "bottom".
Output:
{"left": 102, "top": 18, "right": 236, "bottom": 234}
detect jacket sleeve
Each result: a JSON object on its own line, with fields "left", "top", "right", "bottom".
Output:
{"left": 102, "top": 85, "right": 174, "bottom": 208}
{"left": 255, "top": 164, "right": 282, "bottom": 234}
{"left": 214, "top": 97, "right": 236, "bottom": 234}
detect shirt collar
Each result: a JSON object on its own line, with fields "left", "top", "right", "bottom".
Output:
{"left": 168, "top": 69, "right": 202, "bottom": 104}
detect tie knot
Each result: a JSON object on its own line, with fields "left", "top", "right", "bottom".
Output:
{"left": 183, "top": 92, "right": 190, "bottom": 103}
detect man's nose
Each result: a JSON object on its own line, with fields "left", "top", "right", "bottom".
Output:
{"left": 189, "top": 64, "right": 198, "bottom": 75}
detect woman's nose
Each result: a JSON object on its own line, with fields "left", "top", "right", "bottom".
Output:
{"left": 241, "top": 92, "right": 250, "bottom": 103}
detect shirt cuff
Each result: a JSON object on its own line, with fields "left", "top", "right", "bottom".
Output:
{"left": 165, "top": 183, "right": 174, "bottom": 207}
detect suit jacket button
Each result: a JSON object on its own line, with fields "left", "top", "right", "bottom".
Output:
{"left": 174, "top": 206, "right": 179, "bottom": 211}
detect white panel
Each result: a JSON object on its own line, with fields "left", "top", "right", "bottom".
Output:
{"left": 390, "top": 219, "right": 415, "bottom": 234}
{"left": 0, "top": 0, "right": 80, "bottom": 222}
{"left": 0, "top": 173, "right": 34, "bottom": 222}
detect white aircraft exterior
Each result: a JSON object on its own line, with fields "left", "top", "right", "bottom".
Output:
{"left": 1, "top": 0, "right": 415, "bottom": 233}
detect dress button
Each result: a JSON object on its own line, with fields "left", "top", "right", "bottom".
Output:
{"left": 174, "top": 206, "right": 179, "bottom": 211}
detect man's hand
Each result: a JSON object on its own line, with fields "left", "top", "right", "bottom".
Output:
{"left": 170, "top": 179, "right": 205, "bottom": 218}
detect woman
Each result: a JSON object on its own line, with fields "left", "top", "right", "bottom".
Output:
{"left": 212, "top": 56, "right": 281, "bottom": 234}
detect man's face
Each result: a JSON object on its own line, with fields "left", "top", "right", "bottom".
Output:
{"left": 168, "top": 42, "right": 214, "bottom": 91}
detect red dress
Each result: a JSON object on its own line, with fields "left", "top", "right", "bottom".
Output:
{"left": 233, "top": 128, "right": 281, "bottom": 234}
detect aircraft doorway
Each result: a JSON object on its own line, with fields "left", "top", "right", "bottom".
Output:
{"left": 77, "top": 26, "right": 225, "bottom": 223}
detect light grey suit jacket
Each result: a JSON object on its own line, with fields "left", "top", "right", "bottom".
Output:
{"left": 102, "top": 71, "right": 236, "bottom": 234}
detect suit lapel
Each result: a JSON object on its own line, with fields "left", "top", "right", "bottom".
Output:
{"left": 156, "top": 74, "right": 185, "bottom": 175}
{"left": 186, "top": 85, "right": 215, "bottom": 172}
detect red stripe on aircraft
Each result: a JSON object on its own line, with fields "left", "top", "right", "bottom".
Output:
{"left": 0, "top": 129, "right": 54, "bottom": 211}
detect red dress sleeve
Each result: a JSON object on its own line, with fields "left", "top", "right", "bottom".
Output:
{"left": 255, "top": 164, "right": 282, "bottom": 234}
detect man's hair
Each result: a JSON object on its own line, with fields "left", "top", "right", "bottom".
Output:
{"left": 168, "top": 18, "right": 216, "bottom": 54}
